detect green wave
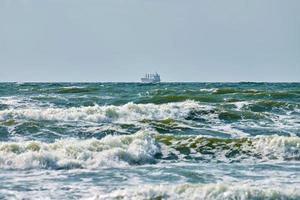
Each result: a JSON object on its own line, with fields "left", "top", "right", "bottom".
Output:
{"left": 247, "top": 100, "right": 297, "bottom": 112}
{"left": 156, "top": 135, "right": 253, "bottom": 159}
{"left": 155, "top": 134, "right": 300, "bottom": 161}
{"left": 137, "top": 95, "right": 220, "bottom": 104}
{"left": 56, "top": 87, "right": 98, "bottom": 94}
{"left": 140, "top": 118, "right": 176, "bottom": 126}
{"left": 213, "top": 88, "right": 260, "bottom": 94}
{"left": 186, "top": 108, "right": 265, "bottom": 122}
{"left": 137, "top": 89, "right": 298, "bottom": 105}
{"left": 0, "top": 119, "right": 17, "bottom": 126}
{"left": 212, "top": 88, "right": 298, "bottom": 99}
{"left": 218, "top": 110, "right": 265, "bottom": 121}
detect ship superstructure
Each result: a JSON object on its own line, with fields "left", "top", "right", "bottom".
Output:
{"left": 141, "top": 73, "right": 161, "bottom": 83}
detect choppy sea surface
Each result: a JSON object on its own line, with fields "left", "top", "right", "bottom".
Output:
{"left": 0, "top": 82, "right": 300, "bottom": 199}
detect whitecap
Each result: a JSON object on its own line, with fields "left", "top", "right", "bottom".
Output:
{"left": 0, "top": 130, "right": 160, "bottom": 169}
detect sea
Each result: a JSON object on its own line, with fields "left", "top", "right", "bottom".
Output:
{"left": 0, "top": 82, "right": 299, "bottom": 200}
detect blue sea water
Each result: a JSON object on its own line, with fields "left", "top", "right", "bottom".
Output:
{"left": 0, "top": 82, "right": 300, "bottom": 199}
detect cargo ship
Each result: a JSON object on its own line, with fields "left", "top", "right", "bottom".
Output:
{"left": 141, "top": 73, "right": 161, "bottom": 83}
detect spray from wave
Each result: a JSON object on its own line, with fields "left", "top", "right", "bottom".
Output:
{"left": 1, "top": 131, "right": 300, "bottom": 169}
{"left": 0, "top": 131, "right": 160, "bottom": 169}
{"left": 0, "top": 100, "right": 206, "bottom": 123}
{"left": 85, "top": 183, "right": 300, "bottom": 200}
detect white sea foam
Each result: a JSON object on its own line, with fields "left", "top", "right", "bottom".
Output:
{"left": 159, "top": 134, "right": 300, "bottom": 162}
{"left": 199, "top": 88, "right": 217, "bottom": 92}
{"left": 84, "top": 183, "right": 300, "bottom": 200}
{"left": 0, "top": 97, "right": 22, "bottom": 107}
{"left": 1, "top": 132, "right": 300, "bottom": 170}
{"left": 232, "top": 101, "right": 252, "bottom": 110}
{"left": 0, "top": 131, "right": 160, "bottom": 169}
{"left": 252, "top": 135, "right": 300, "bottom": 160}
{"left": 61, "top": 86, "right": 85, "bottom": 89}
{"left": 0, "top": 96, "right": 51, "bottom": 109}
{"left": 0, "top": 100, "right": 205, "bottom": 123}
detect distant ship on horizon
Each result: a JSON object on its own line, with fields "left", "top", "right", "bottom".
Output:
{"left": 141, "top": 73, "right": 161, "bottom": 83}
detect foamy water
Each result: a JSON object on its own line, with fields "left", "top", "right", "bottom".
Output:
{"left": 0, "top": 82, "right": 299, "bottom": 199}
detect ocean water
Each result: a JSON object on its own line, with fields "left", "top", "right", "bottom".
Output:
{"left": 0, "top": 82, "right": 300, "bottom": 199}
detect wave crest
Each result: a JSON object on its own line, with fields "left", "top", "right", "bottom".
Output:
{"left": 1, "top": 132, "right": 300, "bottom": 170}
{"left": 0, "top": 100, "right": 203, "bottom": 123}
{"left": 157, "top": 135, "right": 300, "bottom": 161}
{"left": 86, "top": 183, "right": 300, "bottom": 200}
{"left": 0, "top": 131, "right": 160, "bottom": 169}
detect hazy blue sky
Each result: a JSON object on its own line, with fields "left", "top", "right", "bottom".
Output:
{"left": 0, "top": 0, "right": 299, "bottom": 82}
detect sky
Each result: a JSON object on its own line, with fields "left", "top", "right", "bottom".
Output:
{"left": 0, "top": 0, "right": 299, "bottom": 82}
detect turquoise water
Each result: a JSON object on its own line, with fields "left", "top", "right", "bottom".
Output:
{"left": 0, "top": 82, "right": 300, "bottom": 199}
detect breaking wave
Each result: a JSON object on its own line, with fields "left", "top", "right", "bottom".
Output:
{"left": 55, "top": 87, "right": 99, "bottom": 94}
{"left": 86, "top": 183, "right": 300, "bottom": 200}
{"left": 0, "top": 100, "right": 205, "bottom": 123}
{"left": 0, "top": 131, "right": 160, "bottom": 169}
{"left": 212, "top": 87, "right": 298, "bottom": 98}
{"left": 157, "top": 134, "right": 300, "bottom": 161}
{"left": 0, "top": 99, "right": 297, "bottom": 125}
{"left": 0, "top": 131, "right": 299, "bottom": 169}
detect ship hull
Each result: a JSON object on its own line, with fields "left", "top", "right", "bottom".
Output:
{"left": 141, "top": 78, "right": 160, "bottom": 83}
